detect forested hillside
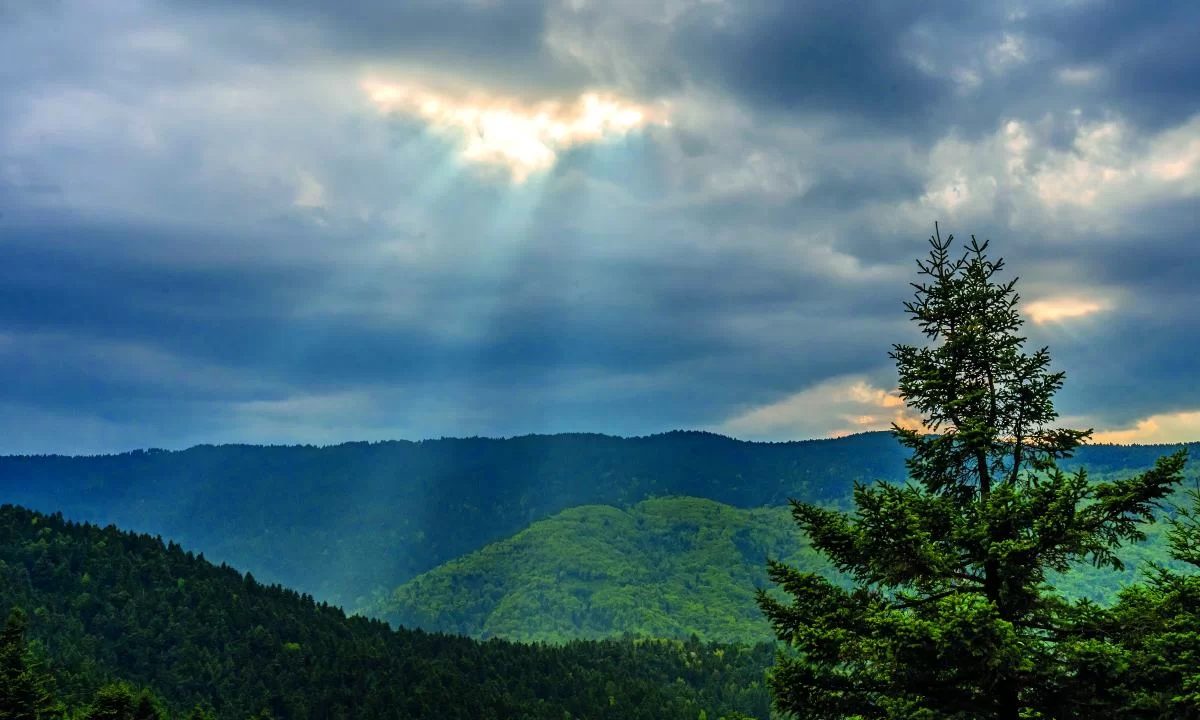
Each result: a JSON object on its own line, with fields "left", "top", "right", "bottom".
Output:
{"left": 369, "top": 495, "right": 1192, "bottom": 644}
{"left": 2, "top": 431, "right": 1191, "bottom": 607}
{"left": 0, "top": 503, "right": 773, "bottom": 719}
{"left": 368, "top": 497, "right": 826, "bottom": 643}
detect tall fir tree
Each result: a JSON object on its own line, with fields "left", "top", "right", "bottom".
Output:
{"left": 758, "top": 226, "right": 1189, "bottom": 719}
{"left": 0, "top": 608, "right": 58, "bottom": 720}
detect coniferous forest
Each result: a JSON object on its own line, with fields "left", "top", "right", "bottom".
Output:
{"left": 1, "top": 433, "right": 1191, "bottom": 609}
{"left": 0, "top": 503, "right": 774, "bottom": 719}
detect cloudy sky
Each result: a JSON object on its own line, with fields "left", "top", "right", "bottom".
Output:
{"left": 1, "top": 0, "right": 1198, "bottom": 454}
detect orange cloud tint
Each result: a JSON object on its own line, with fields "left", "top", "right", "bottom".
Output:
{"left": 1025, "top": 296, "right": 1110, "bottom": 324}
{"left": 1092, "top": 411, "right": 1200, "bottom": 445}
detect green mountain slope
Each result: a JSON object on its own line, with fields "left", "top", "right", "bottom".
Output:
{"left": 369, "top": 497, "right": 830, "bottom": 643}
{"left": 0, "top": 503, "right": 774, "bottom": 719}
{"left": 2, "top": 430, "right": 1193, "bottom": 607}
{"left": 371, "top": 495, "right": 1194, "bottom": 644}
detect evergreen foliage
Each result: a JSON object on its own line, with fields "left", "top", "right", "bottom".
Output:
{"left": 1105, "top": 488, "right": 1200, "bottom": 717}
{"left": 82, "top": 682, "right": 168, "bottom": 720}
{"left": 0, "top": 608, "right": 57, "bottom": 720}
{"left": 0, "top": 611, "right": 212, "bottom": 720}
{"left": 758, "top": 227, "right": 1190, "bottom": 719}
{"left": 0, "top": 432, "right": 909, "bottom": 605}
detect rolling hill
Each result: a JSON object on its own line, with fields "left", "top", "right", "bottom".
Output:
{"left": 367, "top": 497, "right": 829, "bottom": 643}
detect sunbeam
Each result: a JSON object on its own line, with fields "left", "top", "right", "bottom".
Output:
{"left": 361, "top": 78, "right": 669, "bottom": 183}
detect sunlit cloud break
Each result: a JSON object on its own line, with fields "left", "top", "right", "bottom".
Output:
{"left": 363, "top": 79, "right": 669, "bottom": 182}
{"left": 716, "top": 376, "right": 927, "bottom": 441}
{"left": 1091, "top": 410, "right": 1200, "bottom": 445}
{"left": 1025, "top": 296, "right": 1111, "bottom": 324}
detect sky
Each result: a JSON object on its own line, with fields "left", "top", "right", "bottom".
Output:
{"left": 1, "top": 0, "right": 1199, "bottom": 454}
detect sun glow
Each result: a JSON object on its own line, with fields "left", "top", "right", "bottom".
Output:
{"left": 1093, "top": 410, "right": 1200, "bottom": 444}
{"left": 717, "top": 376, "right": 928, "bottom": 440}
{"left": 1025, "top": 296, "right": 1111, "bottom": 324}
{"left": 363, "top": 79, "right": 668, "bottom": 182}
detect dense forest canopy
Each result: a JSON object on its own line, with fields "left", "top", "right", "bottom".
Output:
{"left": 0, "top": 503, "right": 773, "bottom": 719}
{"left": 368, "top": 497, "right": 824, "bottom": 643}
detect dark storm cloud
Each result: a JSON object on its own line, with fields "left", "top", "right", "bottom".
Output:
{"left": 125, "top": 0, "right": 1200, "bottom": 138}
{"left": 669, "top": 0, "right": 963, "bottom": 125}
{"left": 663, "top": 0, "right": 1199, "bottom": 140}
{"left": 1031, "top": 198, "right": 1200, "bottom": 426}
{"left": 1023, "top": 0, "right": 1200, "bottom": 132}
{"left": 1050, "top": 310, "right": 1200, "bottom": 431}
{"left": 28, "top": 224, "right": 892, "bottom": 443}
{"left": 162, "top": 0, "right": 593, "bottom": 97}
{"left": 0, "top": 211, "right": 889, "bottom": 423}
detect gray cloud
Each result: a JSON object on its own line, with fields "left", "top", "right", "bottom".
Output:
{"left": 160, "top": 0, "right": 594, "bottom": 99}
{"left": 1023, "top": 0, "right": 1200, "bottom": 132}
{"left": 669, "top": 1, "right": 959, "bottom": 124}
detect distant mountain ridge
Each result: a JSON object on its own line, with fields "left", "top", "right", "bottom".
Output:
{"left": 0, "top": 430, "right": 1194, "bottom": 606}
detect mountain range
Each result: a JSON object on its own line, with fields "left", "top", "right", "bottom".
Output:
{"left": 1, "top": 430, "right": 913, "bottom": 605}
{"left": 2, "top": 430, "right": 1195, "bottom": 643}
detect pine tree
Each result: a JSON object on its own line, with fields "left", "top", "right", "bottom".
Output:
{"left": 183, "top": 706, "right": 216, "bottom": 720}
{"left": 83, "top": 683, "right": 152, "bottom": 720}
{"left": 0, "top": 608, "right": 58, "bottom": 720}
{"left": 84, "top": 685, "right": 131, "bottom": 720}
{"left": 758, "top": 226, "right": 1189, "bottom": 719}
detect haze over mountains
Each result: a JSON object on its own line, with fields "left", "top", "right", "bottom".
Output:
{"left": 2, "top": 430, "right": 1195, "bottom": 633}
{"left": 0, "top": 431, "right": 909, "bottom": 605}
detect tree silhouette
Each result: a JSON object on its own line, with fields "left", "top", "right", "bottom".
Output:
{"left": 759, "top": 225, "right": 1188, "bottom": 719}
